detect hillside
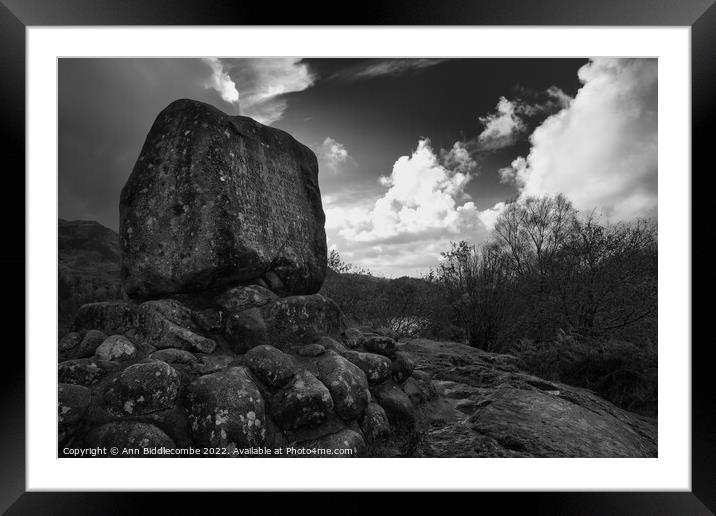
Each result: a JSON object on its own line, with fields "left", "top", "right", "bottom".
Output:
{"left": 58, "top": 219, "right": 124, "bottom": 336}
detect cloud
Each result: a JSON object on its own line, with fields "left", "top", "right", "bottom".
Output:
{"left": 476, "top": 88, "right": 571, "bottom": 151}
{"left": 330, "top": 58, "right": 448, "bottom": 81}
{"left": 440, "top": 141, "right": 478, "bottom": 175}
{"left": 500, "top": 58, "right": 657, "bottom": 221}
{"left": 324, "top": 139, "right": 493, "bottom": 276}
{"left": 204, "top": 58, "right": 315, "bottom": 124}
{"left": 203, "top": 58, "right": 240, "bottom": 106}
{"left": 342, "top": 139, "right": 481, "bottom": 242}
{"left": 477, "top": 97, "right": 527, "bottom": 150}
{"left": 476, "top": 201, "right": 508, "bottom": 230}
{"left": 512, "top": 86, "right": 572, "bottom": 117}
{"left": 319, "top": 137, "right": 355, "bottom": 173}
{"left": 498, "top": 156, "right": 526, "bottom": 184}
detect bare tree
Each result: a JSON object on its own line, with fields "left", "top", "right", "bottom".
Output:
{"left": 554, "top": 216, "right": 657, "bottom": 337}
{"left": 428, "top": 241, "right": 511, "bottom": 350}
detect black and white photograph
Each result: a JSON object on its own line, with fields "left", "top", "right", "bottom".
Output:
{"left": 56, "top": 56, "right": 659, "bottom": 459}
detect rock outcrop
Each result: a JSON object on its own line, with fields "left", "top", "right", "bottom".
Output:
{"left": 404, "top": 339, "right": 657, "bottom": 458}
{"left": 119, "top": 98, "right": 326, "bottom": 299}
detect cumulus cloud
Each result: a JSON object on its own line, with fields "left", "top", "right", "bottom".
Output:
{"left": 203, "top": 58, "right": 239, "bottom": 106}
{"left": 330, "top": 58, "right": 448, "bottom": 81}
{"left": 498, "top": 156, "right": 526, "bottom": 184}
{"left": 204, "top": 58, "right": 315, "bottom": 124}
{"left": 499, "top": 58, "right": 657, "bottom": 221}
{"left": 323, "top": 139, "right": 493, "bottom": 276}
{"left": 476, "top": 88, "right": 571, "bottom": 151}
{"left": 319, "top": 137, "right": 355, "bottom": 173}
{"left": 476, "top": 201, "right": 508, "bottom": 230}
{"left": 440, "top": 141, "right": 478, "bottom": 175}
{"left": 477, "top": 96, "right": 527, "bottom": 150}
{"left": 336, "top": 139, "right": 482, "bottom": 242}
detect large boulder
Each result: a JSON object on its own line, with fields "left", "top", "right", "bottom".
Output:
{"left": 215, "top": 284, "right": 278, "bottom": 313}
{"left": 316, "top": 352, "right": 369, "bottom": 421}
{"left": 262, "top": 294, "right": 345, "bottom": 350}
{"left": 119, "top": 98, "right": 327, "bottom": 299}
{"left": 72, "top": 299, "right": 216, "bottom": 353}
{"left": 360, "top": 402, "right": 391, "bottom": 443}
{"left": 58, "top": 383, "right": 91, "bottom": 444}
{"left": 243, "top": 345, "right": 296, "bottom": 388}
{"left": 343, "top": 350, "right": 392, "bottom": 384}
{"left": 85, "top": 422, "right": 175, "bottom": 453}
{"left": 73, "top": 301, "right": 140, "bottom": 335}
{"left": 102, "top": 360, "right": 181, "bottom": 417}
{"left": 190, "top": 354, "right": 234, "bottom": 375}
{"left": 363, "top": 335, "right": 397, "bottom": 356}
{"left": 372, "top": 381, "right": 416, "bottom": 430}
{"left": 186, "top": 366, "right": 267, "bottom": 448}
{"left": 137, "top": 300, "right": 216, "bottom": 353}
{"left": 148, "top": 348, "right": 198, "bottom": 365}
{"left": 224, "top": 307, "right": 270, "bottom": 354}
{"left": 59, "top": 330, "right": 108, "bottom": 361}
{"left": 271, "top": 370, "right": 333, "bottom": 430}
{"left": 391, "top": 351, "right": 415, "bottom": 383}
{"left": 297, "top": 428, "right": 367, "bottom": 457}
{"left": 95, "top": 335, "right": 137, "bottom": 362}
{"left": 58, "top": 358, "right": 119, "bottom": 387}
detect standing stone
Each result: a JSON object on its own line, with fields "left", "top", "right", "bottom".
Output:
{"left": 119, "top": 98, "right": 327, "bottom": 299}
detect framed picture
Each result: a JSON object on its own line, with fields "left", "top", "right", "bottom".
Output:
{"left": 3, "top": 0, "right": 710, "bottom": 512}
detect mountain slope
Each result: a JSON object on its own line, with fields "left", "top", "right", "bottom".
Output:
{"left": 58, "top": 219, "right": 124, "bottom": 336}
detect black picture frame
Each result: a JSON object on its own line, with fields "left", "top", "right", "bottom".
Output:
{"left": 2, "top": 1, "right": 710, "bottom": 513}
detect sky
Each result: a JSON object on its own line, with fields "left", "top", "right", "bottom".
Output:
{"left": 59, "top": 57, "right": 657, "bottom": 277}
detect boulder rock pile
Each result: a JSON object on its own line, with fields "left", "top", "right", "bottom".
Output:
{"left": 58, "top": 99, "right": 434, "bottom": 457}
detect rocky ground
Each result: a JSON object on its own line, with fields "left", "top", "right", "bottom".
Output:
{"left": 404, "top": 339, "right": 657, "bottom": 457}
{"left": 58, "top": 293, "right": 435, "bottom": 457}
{"left": 58, "top": 302, "right": 657, "bottom": 458}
